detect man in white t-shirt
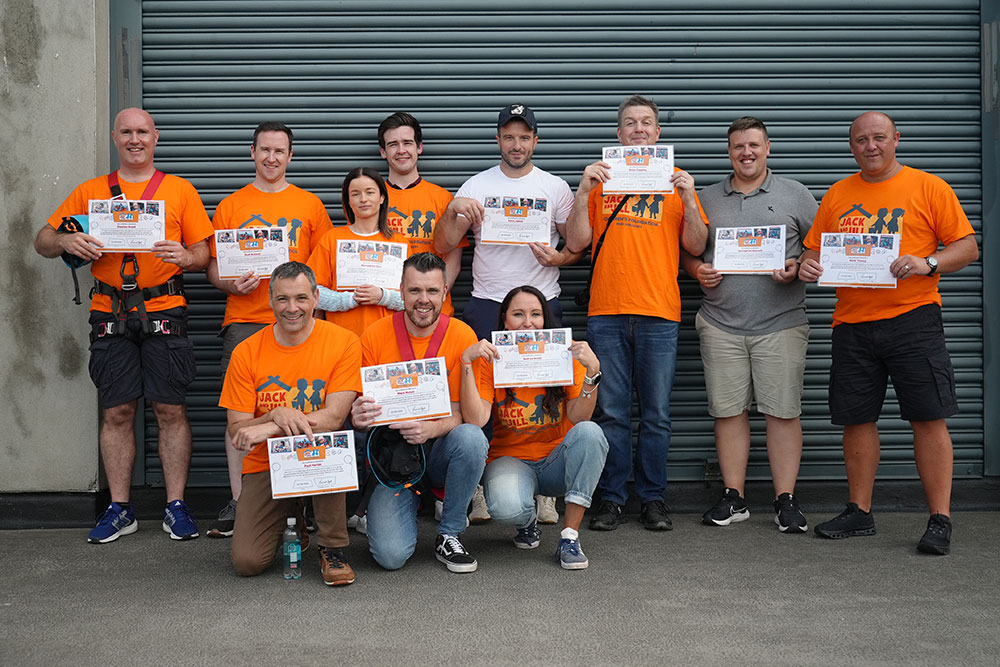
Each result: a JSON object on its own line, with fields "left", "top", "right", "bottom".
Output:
{"left": 434, "top": 104, "right": 579, "bottom": 340}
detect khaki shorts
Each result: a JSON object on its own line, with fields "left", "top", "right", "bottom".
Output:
{"left": 219, "top": 322, "right": 270, "bottom": 378}
{"left": 695, "top": 312, "right": 809, "bottom": 419}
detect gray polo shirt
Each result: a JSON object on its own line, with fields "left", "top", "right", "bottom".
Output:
{"left": 697, "top": 169, "right": 818, "bottom": 335}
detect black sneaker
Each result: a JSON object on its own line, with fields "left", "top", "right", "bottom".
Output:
{"left": 588, "top": 500, "right": 627, "bottom": 531}
{"left": 206, "top": 498, "right": 237, "bottom": 538}
{"left": 640, "top": 499, "right": 673, "bottom": 531}
{"left": 917, "top": 514, "right": 952, "bottom": 555}
{"left": 814, "top": 502, "right": 876, "bottom": 539}
{"left": 434, "top": 534, "right": 478, "bottom": 573}
{"left": 702, "top": 488, "right": 750, "bottom": 526}
{"left": 773, "top": 493, "right": 807, "bottom": 533}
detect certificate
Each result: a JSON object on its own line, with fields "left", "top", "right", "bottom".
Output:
{"left": 214, "top": 228, "right": 290, "bottom": 279}
{"left": 336, "top": 239, "right": 407, "bottom": 289}
{"left": 713, "top": 225, "right": 786, "bottom": 274}
{"left": 602, "top": 144, "right": 675, "bottom": 194}
{"left": 492, "top": 328, "right": 574, "bottom": 388}
{"left": 267, "top": 431, "right": 359, "bottom": 499}
{"left": 480, "top": 196, "right": 551, "bottom": 246}
{"left": 87, "top": 199, "right": 166, "bottom": 251}
{"left": 361, "top": 356, "right": 452, "bottom": 426}
{"left": 818, "top": 233, "right": 900, "bottom": 288}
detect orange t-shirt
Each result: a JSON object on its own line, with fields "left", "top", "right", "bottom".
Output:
{"left": 361, "top": 314, "right": 491, "bottom": 405}
{"left": 218, "top": 320, "right": 362, "bottom": 475}
{"left": 307, "top": 225, "right": 393, "bottom": 337}
{"left": 803, "top": 166, "right": 975, "bottom": 326}
{"left": 47, "top": 172, "right": 213, "bottom": 312}
{"left": 386, "top": 178, "right": 466, "bottom": 316}
{"left": 587, "top": 170, "right": 709, "bottom": 321}
{"left": 484, "top": 360, "right": 585, "bottom": 463}
{"left": 211, "top": 183, "right": 333, "bottom": 326}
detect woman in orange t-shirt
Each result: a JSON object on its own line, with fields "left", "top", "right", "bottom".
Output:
{"left": 461, "top": 285, "right": 608, "bottom": 570}
{"left": 311, "top": 167, "right": 402, "bottom": 336}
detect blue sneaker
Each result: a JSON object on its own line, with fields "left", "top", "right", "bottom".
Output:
{"left": 87, "top": 502, "right": 138, "bottom": 544}
{"left": 554, "top": 537, "right": 589, "bottom": 570}
{"left": 162, "top": 499, "right": 199, "bottom": 540}
{"left": 513, "top": 520, "right": 540, "bottom": 549}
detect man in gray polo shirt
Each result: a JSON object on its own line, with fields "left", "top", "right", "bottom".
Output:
{"left": 681, "top": 116, "right": 817, "bottom": 533}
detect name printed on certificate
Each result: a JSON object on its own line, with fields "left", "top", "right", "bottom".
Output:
{"left": 335, "top": 239, "right": 407, "bottom": 290}
{"left": 267, "top": 431, "right": 359, "bottom": 499}
{"left": 818, "top": 232, "right": 900, "bottom": 288}
{"left": 602, "top": 144, "right": 675, "bottom": 194}
{"left": 713, "top": 225, "right": 786, "bottom": 274}
{"left": 88, "top": 199, "right": 166, "bottom": 251}
{"left": 492, "top": 327, "right": 574, "bottom": 388}
{"left": 214, "top": 228, "right": 290, "bottom": 279}
{"left": 480, "top": 195, "right": 552, "bottom": 245}
{"left": 361, "top": 356, "right": 452, "bottom": 426}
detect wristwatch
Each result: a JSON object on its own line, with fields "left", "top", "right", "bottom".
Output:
{"left": 925, "top": 256, "right": 939, "bottom": 275}
{"left": 581, "top": 370, "right": 601, "bottom": 399}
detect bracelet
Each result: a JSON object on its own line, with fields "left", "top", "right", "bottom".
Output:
{"left": 461, "top": 360, "right": 473, "bottom": 366}
{"left": 581, "top": 385, "right": 596, "bottom": 398}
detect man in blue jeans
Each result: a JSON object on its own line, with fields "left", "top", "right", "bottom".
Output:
{"left": 350, "top": 253, "right": 491, "bottom": 572}
{"left": 565, "top": 95, "right": 710, "bottom": 531}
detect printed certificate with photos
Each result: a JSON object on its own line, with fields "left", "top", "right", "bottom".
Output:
{"left": 602, "top": 144, "right": 675, "bottom": 194}
{"left": 713, "top": 225, "right": 786, "bottom": 274}
{"left": 214, "top": 228, "right": 290, "bottom": 279}
{"left": 818, "top": 233, "right": 900, "bottom": 288}
{"left": 492, "top": 327, "right": 574, "bottom": 388}
{"left": 361, "top": 356, "right": 452, "bottom": 426}
{"left": 335, "top": 239, "right": 407, "bottom": 289}
{"left": 267, "top": 430, "right": 359, "bottom": 499}
{"left": 87, "top": 199, "right": 166, "bottom": 251}
{"left": 480, "top": 195, "right": 552, "bottom": 246}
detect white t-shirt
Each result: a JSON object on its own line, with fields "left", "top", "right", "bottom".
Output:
{"left": 455, "top": 164, "right": 574, "bottom": 301}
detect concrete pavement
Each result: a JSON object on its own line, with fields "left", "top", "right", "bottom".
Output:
{"left": 1, "top": 509, "right": 998, "bottom": 666}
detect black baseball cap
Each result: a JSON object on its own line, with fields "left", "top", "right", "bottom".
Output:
{"left": 497, "top": 104, "right": 538, "bottom": 132}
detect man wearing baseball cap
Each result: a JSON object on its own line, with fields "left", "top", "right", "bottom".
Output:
{"left": 435, "top": 104, "right": 580, "bottom": 340}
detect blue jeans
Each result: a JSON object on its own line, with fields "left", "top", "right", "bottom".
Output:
{"left": 587, "top": 315, "right": 678, "bottom": 505}
{"left": 482, "top": 421, "right": 608, "bottom": 528}
{"left": 366, "top": 423, "right": 488, "bottom": 570}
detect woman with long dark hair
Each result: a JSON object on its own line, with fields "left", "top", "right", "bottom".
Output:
{"left": 309, "top": 167, "right": 402, "bottom": 336}
{"left": 461, "top": 285, "right": 608, "bottom": 569}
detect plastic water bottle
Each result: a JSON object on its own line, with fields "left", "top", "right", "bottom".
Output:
{"left": 283, "top": 517, "right": 301, "bottom": 580}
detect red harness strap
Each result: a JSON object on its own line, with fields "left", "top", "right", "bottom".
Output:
{"left": 392, "top": 311, "right": 450, "bottom": 361}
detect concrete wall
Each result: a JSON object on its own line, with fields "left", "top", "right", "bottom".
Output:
{"left": 0, "top": 0, "right": 107, "bottom": 492}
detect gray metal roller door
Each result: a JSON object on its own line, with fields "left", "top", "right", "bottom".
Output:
{"left": 134, "top": 0, "right": 983, "bottom": 485}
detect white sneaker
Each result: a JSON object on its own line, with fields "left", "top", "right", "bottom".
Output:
{"left": 469, "top": 485, "right": 492, "bottom": 524}
{"left": 347, "top": 513, "right": 367, "bottom": 535}
{"left": 536, "top": 495, "right": 559, "bottom": 524}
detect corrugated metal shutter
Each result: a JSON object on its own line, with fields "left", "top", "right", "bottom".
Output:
{"left": 136, "top": 0, "right": 983, "bottom": 485}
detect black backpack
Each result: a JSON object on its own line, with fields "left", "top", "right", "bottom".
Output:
{"left": 355, "top": 426, "right": 427, "bottom": 515}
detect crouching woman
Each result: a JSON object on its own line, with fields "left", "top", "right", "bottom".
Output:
{"left": 461, "top": 285, "right": 608, "bottom": 569}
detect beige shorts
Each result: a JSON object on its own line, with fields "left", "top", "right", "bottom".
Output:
{"left": 220, "top": 322, "right": 270, "bottom": 377}
{"left": 695, "top": 312, "right": 809, "bottom": 419}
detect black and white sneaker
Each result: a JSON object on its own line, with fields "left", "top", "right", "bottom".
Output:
{"left": 434, "top": 534, "right": 478, "bottom": 573}
{"left": 702, "top": 488, "right": 750, "bottom": 526}
{"left": 773, "top": 492, "right": 807, "bottom": 533}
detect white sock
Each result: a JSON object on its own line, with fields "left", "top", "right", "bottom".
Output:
{"left": 561, "top": 527, "right": 579, "bottom": 541}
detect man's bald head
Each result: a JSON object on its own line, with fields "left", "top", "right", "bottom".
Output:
{"left": 850, "top": 111, "right": 897, "bottom": 138}
{"left": 112, "top": 108, "right": 159, "bottom": 176}
{"left": 114, "top": 107, "right": 156, "bottom": 132}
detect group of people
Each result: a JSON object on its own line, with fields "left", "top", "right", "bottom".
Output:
{"left": 35, "top": 95, "right": 977, "bottom": 586}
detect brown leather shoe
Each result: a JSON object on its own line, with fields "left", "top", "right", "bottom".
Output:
{"left": 318, "top": 546, "right": 355, "bottom": 586}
